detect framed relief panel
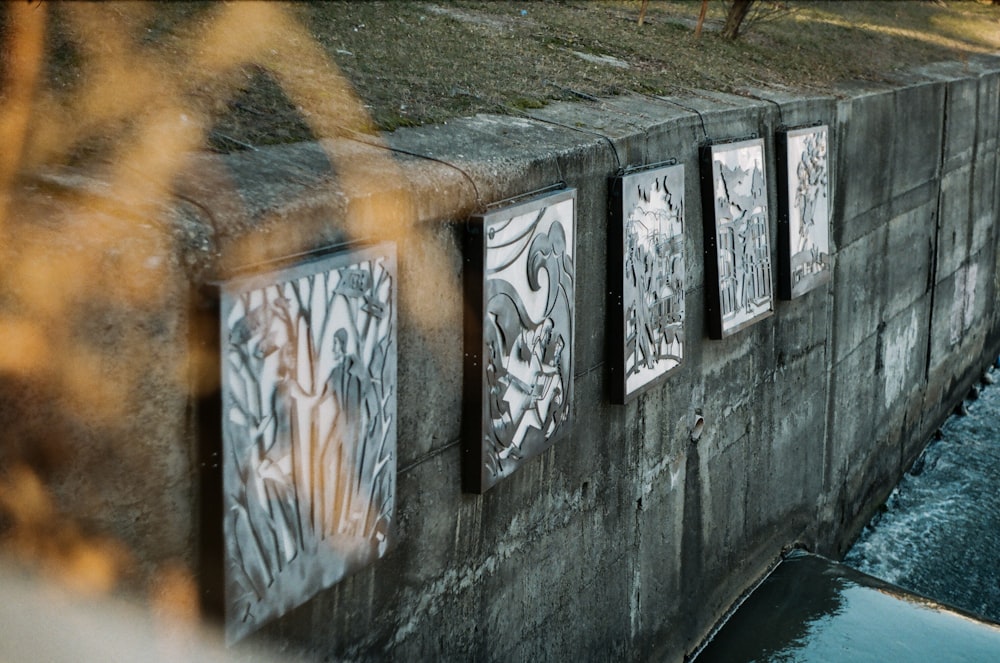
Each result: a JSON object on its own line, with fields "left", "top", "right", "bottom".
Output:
{"left": 217, "top": 243, "right": 397, "bottom": 643}
{"left": 700, "top": 138, "right": 774, "bottom": 339}
{"left": 463, "top": 189, "right": 576, "bottom": 494}
{"left": 609, "top": 164, "right": 685, "bottom": 404}
{"left": 776, "top": 125, "right": 831, "bottom": 299}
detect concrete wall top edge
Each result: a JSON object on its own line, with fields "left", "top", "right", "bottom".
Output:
{"left": 916, "top": 54, "right": 1000, "bottom": 81}
{"left": 158, "top": 58, "right": 996, "bottom": 282}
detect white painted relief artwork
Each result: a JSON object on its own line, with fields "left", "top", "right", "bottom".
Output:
{"left": 784, "top": 126, "right": 831, "bottom": 297}
{"left": 620, "top": 164, "right": 685, "bottom": 398}
{"left": 476, "top": 189, "right": 575, "bottom": 492}
{"left": 220, "top": 244, "right": 396, "bottom": 643}
{"left": 708, "top": 139, "right": 774, "bottom": 335}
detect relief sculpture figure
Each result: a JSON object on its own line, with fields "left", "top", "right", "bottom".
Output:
{"left": 707, "top": 139, "right": 774, "bottom": 335}
{"left": 620, "top": 164, "right": 685, "bottom": 397}
{"left": 788, "top": 127, "right": 830, "bottom": 292}
{"left": 715, "top": 156, "right": 772, "bottom": 324}
{"left": 479, "top": 193, "right": 575, "bottom": 489}
{"left": 221, "top": 247, "right": 397, "bottom": 643}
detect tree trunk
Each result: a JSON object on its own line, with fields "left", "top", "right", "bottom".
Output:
{"left": 722, "top": 0, "right": 755, "bottom": 40}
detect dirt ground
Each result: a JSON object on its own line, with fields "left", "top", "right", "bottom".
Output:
{"left": 303, "top": 0, "right": 1000, "bottom": 130}
{"left": 8, "top": 1, "right": 1000, "bottom": 157}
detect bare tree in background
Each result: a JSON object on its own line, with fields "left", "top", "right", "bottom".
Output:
{"left": 722, "top": 0, "right": 756, "bottom": 40}
{"left": 722, "top": 1, "right": 794, "bottom": 40}
{"left": 664, "top": 1, "right": 792, "bottom": 40}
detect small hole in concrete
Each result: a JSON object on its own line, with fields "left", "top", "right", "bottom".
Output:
{"left": 691, "top": 415, "right": 705, "bottom": 442}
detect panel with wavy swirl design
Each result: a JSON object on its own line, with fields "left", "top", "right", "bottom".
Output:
{"left": 464, "top": 189, "right": 575, "bottom": 493}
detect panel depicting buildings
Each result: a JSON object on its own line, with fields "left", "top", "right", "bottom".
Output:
{"left": 465, "top": 189, "right": 576, "bottom": 493}
{"left": 614, "top": 164, "right": 686, "bottom": 402}
{"left": 705, "top": 138, "right": 774, "bottom": 336}
{"left": 219, "top": 244, "right": 397, "bottom": 643}
{"left": 779, "top": 125, "right": 831, "bottom": 299}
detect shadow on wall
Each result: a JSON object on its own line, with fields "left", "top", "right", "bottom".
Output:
{"left": 0, "top": 0, "right": 451, "bottom": 639}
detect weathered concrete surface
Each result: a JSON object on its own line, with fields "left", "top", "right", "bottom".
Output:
{"left": 3, "top": 54, "right": 1000, "bottom": 662}
{"left": 0, "top": 174, "right": 196, "bottom": 583}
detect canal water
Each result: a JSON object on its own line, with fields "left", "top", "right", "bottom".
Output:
{"left": 693, "top": 550, "right": 1000, "bottom": 662}
{"left": 843, "top": 363, "right": 1000, "bottom": 623}
{"left": 693, "top": 363, "right": 1000, "bottom": 661}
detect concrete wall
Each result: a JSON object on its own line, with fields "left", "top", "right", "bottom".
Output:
{"left": 4, "top": 57, "right": 1000, "bottom": 661}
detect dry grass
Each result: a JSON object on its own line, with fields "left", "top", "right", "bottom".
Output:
{"left": 12, "top": 1, "right": 1000, "bottom": 147}
{"left": 294, "top": 1, "right": 1000, "bottom": 131}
